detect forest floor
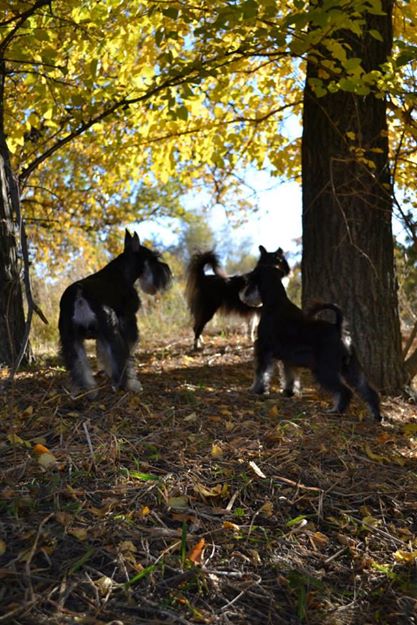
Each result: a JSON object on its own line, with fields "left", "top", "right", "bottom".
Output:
{"left": 1, "top": 333, "right": 417, "bottom": 625}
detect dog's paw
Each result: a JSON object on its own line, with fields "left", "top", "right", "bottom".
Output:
{"left": 282, "top": 388, "right": 295, "bottom": 398}
{"left": 324, "top": 406, "right": 344, "bottom": 415}
{"left": 250, "top": 384, "right": 268, "bottom": 395}
{"left": 126, "top": 378, "right": 143, "bottom": 393}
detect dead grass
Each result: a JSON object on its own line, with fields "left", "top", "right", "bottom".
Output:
{"left": 1, "top": 334, "right": 417, "bottom": 625}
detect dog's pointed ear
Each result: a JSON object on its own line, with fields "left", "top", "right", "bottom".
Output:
{"left": 131, "top": 232, "right": 141, "bottom": 252}
{"left": 124, "top": 229, "right": 132, "bottom": 251}
{"left": 276, "top": 247, "right": 283, "bottom": 255}
{"left": 259, "top": 245, "right": 267, "bottom": 256}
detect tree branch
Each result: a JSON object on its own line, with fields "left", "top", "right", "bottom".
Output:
{"left": 0, "top": 0, "right": 51, "bottom": 54}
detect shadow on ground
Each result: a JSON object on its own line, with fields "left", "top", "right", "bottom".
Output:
{"left": 1, "top": 335, "right": 417, "bottom": 625}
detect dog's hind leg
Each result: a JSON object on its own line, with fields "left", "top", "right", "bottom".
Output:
{"left": 193, "top": 306, "right": 216, "bottom": 350}
{"left": 63, "top": 338, "right": 97, "bottom": 398}
{"left": 314, "top": 366, "right": 353, "bottom": 414}
{"left": 342, "top": 352, "right": 382, "bottom": 421}
{"left": 99, "top": 310, "right": 142, "bottom": 393}
{"left": 59, "top": 310, "right": 97, "bottom": 398}
{"left": 96, "top": 339, "right": 112, "bottom": 376}
{"left": 95, "top": 308, "right": 131, "bottom": 391}
{"left": 280, "top": 362, "right": 299, "bottom": 397}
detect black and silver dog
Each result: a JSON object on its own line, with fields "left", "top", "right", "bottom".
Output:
{"left": 240, "top": 250, "right": 382, "bottom": 421}
{"left": 59, "top": 230, "right": 172, "bottom": 397}
{"left": 185, "top": 247, "right": 290, "bottom": 350}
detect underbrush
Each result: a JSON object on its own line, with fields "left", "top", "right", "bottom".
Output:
{"left": 30, "top": 273, "right": 252, "bottom": 357}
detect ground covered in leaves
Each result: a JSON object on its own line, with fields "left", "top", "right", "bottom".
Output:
{"left": 1, "top": 334, "right": 417, "bottom": 625}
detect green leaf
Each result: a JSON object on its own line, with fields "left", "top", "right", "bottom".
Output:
{"left": 286, "top": 514, "right": 306, "bottom": 528}
{"left": 181, "top": 521, "right": 187, "bottom": 566}
{"left": 175, "top": 105, "right": 189, "bottom": 121}
{"left": 125, "top": 563, "right": 157, "bottom": 588}
{"left": 129, "top": 471, "right": 160, "bottom": 481}
{"left": 241, "top": 0, "right": 259, "bottom": 19}
{"left": 369, "top": 29, "right": 383, "bottom": 42}
{"left": 162, "top": 7, "right": 179, "bottom": 20}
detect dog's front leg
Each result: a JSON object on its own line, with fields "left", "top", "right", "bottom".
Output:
{"left": 120, "top": 313, "right": 142, "bottom": 393}
{"left": 251, "top": 343, "right": 274, "bottom": 394}
{"left": 247, "top": 314, "right": 259, "bottom": 342}
{"left": 124, "top": 353, "right": 143, "bottom": 393}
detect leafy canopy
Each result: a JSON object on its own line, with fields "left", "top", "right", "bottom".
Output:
{"left": 2, "top": 0, "right": 416, "bottom": 264}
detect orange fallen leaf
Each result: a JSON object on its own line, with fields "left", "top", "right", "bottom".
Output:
{"left": 32, "top": 443, "right": 50, "bottom": 456}
{"left": 33, "top": 443, "right": 58, "bottom": 469}
{"left": 139, "top": 506, "right": 151, "bottom": 518}
{"left": 188, "top": 538, "right": 206, "bottom": 564}
{"left": 377, "top": 431, "right": 395, "bottom": 444}
{"left": 223, "top": 521, "right": 241, "bottom": 532}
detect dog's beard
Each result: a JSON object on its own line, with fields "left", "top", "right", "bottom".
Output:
{"left": 139, "top": 260, "right": 172, "bottom": 295}
{"left": 239, "top": 284, "right": 262, "bottom": 308}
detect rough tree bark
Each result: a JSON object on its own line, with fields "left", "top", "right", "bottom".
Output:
{"left": 301, "top": 0, "right": 407, "bottom": 393}
{"left": 0, "top": 150, "right": 27, "bottom": 367}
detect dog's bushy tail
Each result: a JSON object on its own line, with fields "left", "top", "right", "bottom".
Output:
{"left": 185, "top": 251, "right": 227, "bottom": 310}
{"left": 306, "top": 302, "right": 344, "bottom": 333}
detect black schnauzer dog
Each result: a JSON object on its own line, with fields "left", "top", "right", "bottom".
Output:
{"left": 240, "top": 254, "right": 382, "bottom": 422}
{"left": 59, "top": 230, "right": 172, "bottom": 398}
{"left": 185, "top": 247, "right": 290, "bottom": 350}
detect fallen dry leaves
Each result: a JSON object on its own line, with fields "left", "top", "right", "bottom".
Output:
{"left": 1, "top": 334, "right": 417, "bottom": 625}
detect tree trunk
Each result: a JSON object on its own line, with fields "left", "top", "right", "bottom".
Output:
{"left": 0, "top": 149, "right": 27, "bottom": 367}
{"left": 301, "top": 0, "right": 407, "bottom": 393}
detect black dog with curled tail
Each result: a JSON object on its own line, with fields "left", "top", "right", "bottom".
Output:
{"left": 59, "top": 230, "right": 172, "bottom": 398}
{"left": 185, "top": 246, "right": 290, "bottom": 350}
{"left": 240, "top": 247, "right": 382, "bottom": 422}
